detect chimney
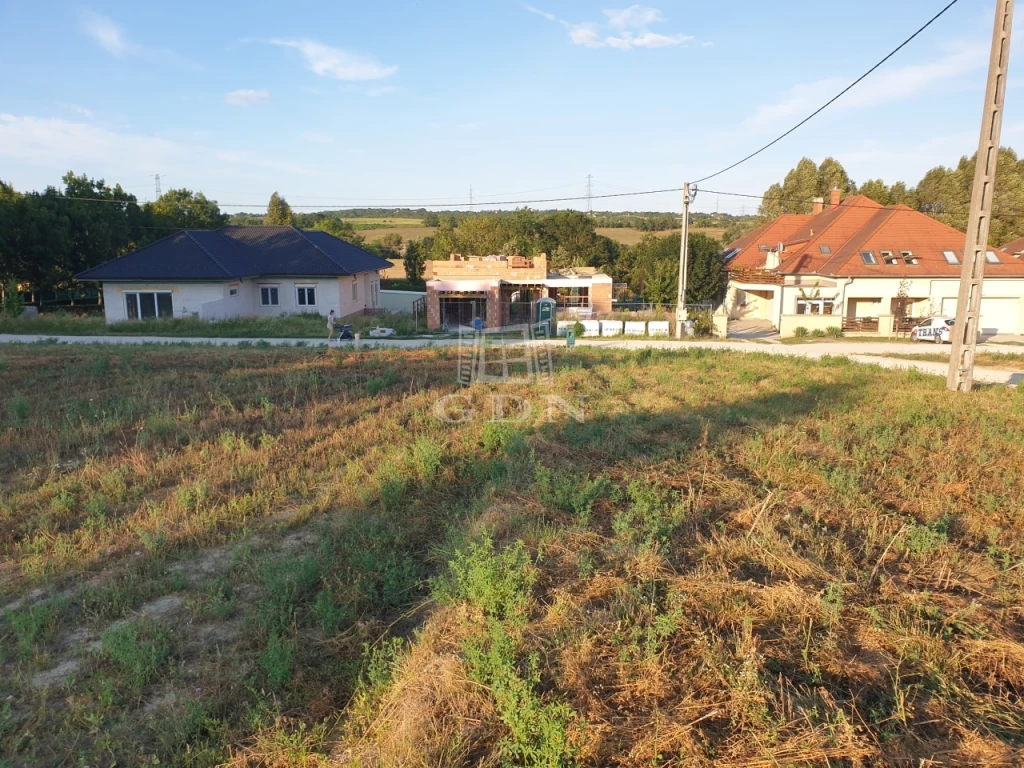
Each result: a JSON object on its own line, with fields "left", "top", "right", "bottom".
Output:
{"left": 830, "top": 188, "right": 841, "bottom": 208}
{"left": 812, "top": 197, "right": 824, "bottom": 215}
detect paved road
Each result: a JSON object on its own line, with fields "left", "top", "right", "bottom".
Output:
{"left": 1, "top": 333, "right": 1021, "bottom": 385}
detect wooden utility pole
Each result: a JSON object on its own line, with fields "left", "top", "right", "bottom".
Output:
{"left": 948, "top": 0, "right": 1014, "bottom": 392}
{"left": 675, "top": 182, "right": 692, "bottom": 338}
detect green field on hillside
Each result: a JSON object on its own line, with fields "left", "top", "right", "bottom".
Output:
{"left": 2, "top": 346, "right": 1023, "bottom": 766}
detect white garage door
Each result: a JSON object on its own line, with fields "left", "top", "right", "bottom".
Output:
{"left": 980, "top": 298, "right": 1020, "bottom": 334}
{"left": 941, "top": 297, "right": 1020, "bottom": 334}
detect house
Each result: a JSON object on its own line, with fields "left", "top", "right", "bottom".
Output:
{"left": 425, "top": 253, "right": 613, "bottom": 330}
{"left": 723, "top": 190, "right": 1024, "bottom": 337}
{"left": 76, "top": 226, "right": 392, "bottom": 324}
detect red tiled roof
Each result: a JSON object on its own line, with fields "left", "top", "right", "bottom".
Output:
{"left": 725, "top": 196, "right": 1024, "bottom": 278}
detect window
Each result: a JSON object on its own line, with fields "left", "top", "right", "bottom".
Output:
{"left": 819, "top": 245, "right": 831, "bottom": 255}
{"left": 860, "top": 251, "right": 878, "bottom": 265}
{"left": 352, "top": 278, "right": 358, "bottom": 301}
{"left": 296, "top": 286, "right": 316, "bottom": 306}
{"left": 723, "top": 248, "right": 740, "bottom": 263}
{"left": 796, "top": 298, "right": 834, "bottom": 315}
{"left": 881, "top": 250, "right": 900, "bottom": 265}
{"left": 901, "top": 250, "right": 919, "bottom": 265}
{"left": 942, "top": 250, "right": 960, "bottom": 265}
{"left": 229, "top": 287, "right": 238, "bottom": 296}
{"left": 124, "top": 292, "right": 172, "bottom": 320}
{"left": 758, "top": 244, "right": 770, "bottom": 252}
{"left": 260, "top": 286, "right": 279, "bottom": 306}
{"left": 986, "top": 250, "right": 1001, "bottom": 264}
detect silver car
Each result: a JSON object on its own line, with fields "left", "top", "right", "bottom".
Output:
{"left": 910, "top": 317, "right": 955, "bottom": 343}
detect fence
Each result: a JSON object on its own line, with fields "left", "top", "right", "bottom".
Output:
{"left": 842, "top": 317, "right": 880, "bottom": 333}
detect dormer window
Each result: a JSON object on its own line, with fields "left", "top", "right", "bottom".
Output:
{"left": 860, "top": 251, "right": 878, "bottom": 265}
{"left": 901, "top": 250, "right": 919, "bottom": 265}
{"left": 881, "top": 250, "right": 899, "bottom": 265}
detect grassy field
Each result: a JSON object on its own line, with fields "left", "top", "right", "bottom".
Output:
{"left": 360, "top": 226, "right": 438, "bottom": 243}
{"left": 2, "top": 346, "right": 1024, "bottom": 766}
{"left": 0, "top": 312, "right": 425, "bottom": 339}
{"left": 348, "top": 218, "right": 427, "bottom": 231}
{"left": 596, "top": 227, "right": 725, "bottom": 246}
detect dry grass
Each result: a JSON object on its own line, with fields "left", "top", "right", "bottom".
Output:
{"left": 2, "top": 345, "right": 1023, "bottom": 766}
{"left": 360, "top": 226, "right": 437, "bottom": 242}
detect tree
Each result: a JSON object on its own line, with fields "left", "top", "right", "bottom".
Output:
{"left": 148, "top": 188, "right": 226, "bottom": 231}
{"left": 429, "top": 221, "right": 458, "bottom": 261}
{"left": 858, "top": 179, "right": 891, "bottom": 205}
{"left": 538, "top": 211, "right": 617, "bottom": 271}
{"left": 264, "top": 192, "right": 293, "bottom": 225}
{"left": 817, "top": 157, "right": 854, "bottom": 201}
{"left": 758, "top": 182, "right": 785, "bottom": 219}
{"left": 780, "top": 157, "right": 820, "bottom": 213}
{"left": 375, "top": 232, "right": 404, "bottom": 261}
{"left": 404, "top": 240, "right": 426, "bottom": 283}
{"left": 684, "top": 232, "right": 728, "bottom": 304}
{"left": 308, "top": 215, "right": 365, "bottom": 245}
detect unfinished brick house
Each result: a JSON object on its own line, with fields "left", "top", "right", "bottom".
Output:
{"left": 425, "top": 253, "right": 613, "bottom": 330}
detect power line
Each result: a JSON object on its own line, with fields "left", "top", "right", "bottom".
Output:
{"left": 692, "top": 0, "right": 962, "bottom": 185}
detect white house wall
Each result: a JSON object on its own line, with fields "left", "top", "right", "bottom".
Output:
{"left": 101, "top": 272, "right": 382, "bottom": 325}
{"left": 772, "top": 277, "right": 1024, "bottom": 334}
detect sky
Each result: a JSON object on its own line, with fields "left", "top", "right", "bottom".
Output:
{"left": 0, "top": 0, "right": 1021, "bottom": 215}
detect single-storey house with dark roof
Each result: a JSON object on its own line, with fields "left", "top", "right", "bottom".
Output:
{"left": 76, "top": 225, "right": 392, "bottom": 324}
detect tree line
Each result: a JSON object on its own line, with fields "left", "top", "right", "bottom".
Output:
{"left": 0, "top": 176, "right": 728, "bottom": 307}
{"left": 756, "top": 149, "right": 1024, "bottom": 246}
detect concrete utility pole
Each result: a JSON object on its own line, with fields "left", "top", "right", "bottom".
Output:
{"left": 675, "top": 182, "right": 693, "bottom": 338}
{"left": 586, "top": 174, "right": 593, "bottom": 215}
{"left": 948, "top": 0, "right": 1014, "bottom": 392}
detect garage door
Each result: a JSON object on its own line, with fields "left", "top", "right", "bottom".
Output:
{"left": 941, "top": 297, "right": 1020, "bottom": 334}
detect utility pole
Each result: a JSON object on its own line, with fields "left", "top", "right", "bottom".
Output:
{"left": 469, "top": 184, "right": 473, "bottom": 207}
{"left": 154, "top": 174, "right": 161, "bottom": 198}
{"left": 586, "top": 174, "right": 593, "bottom": 215}
{"left": 948, "top": 0, "right": 1013, "bottom": 392}
{"left": 675, "top": 183, "right": 693, "bottom": 339}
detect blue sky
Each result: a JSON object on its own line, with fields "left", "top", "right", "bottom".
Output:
{"left": 0, "top": 0, "right": 1020, "bottom": 214}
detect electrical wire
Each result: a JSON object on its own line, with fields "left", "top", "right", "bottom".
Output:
{"left": 692, "top": 0, "right": 962, "bottom": 185}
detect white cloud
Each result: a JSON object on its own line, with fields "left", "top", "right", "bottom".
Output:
{"left": 215, "top": 150, "right": 316, "bottom": 176}
{"left": 525, "top": 5, "right": 556, "bottom": 22}
{"left": 604, "top": 5, "right": 663, "bottom": 30}
{"left": 270, "top": 39, "right": 397, "bottom": 81}
{"left": 527, "top": 5, "right": 695, "bottom": 51}
{"left": 81, "top": 12, "right": 133, "bottom": 56}
{"left": 0, "top": 113, "right": 185, "bottom": 171}
{"left": 748, "top": 45, "right": 987, "bottom": 132}
{"left": 81, "top": 11, "right": 197, "bottom": 68}
{"left": 367, "top": 85, "right": 400, "bottom": 97}
{"left": 225, "top": 89, "right": 271, "bottom": 107}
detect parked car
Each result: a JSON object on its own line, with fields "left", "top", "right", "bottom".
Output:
{"left": 367, "top": 326, "right": 397, "bottom": 338}
{"left": 910, "top": 317, "right": 955, "bottom": 343}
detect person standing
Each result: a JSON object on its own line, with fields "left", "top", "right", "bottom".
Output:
{"left": 327, "top": 310, "right": 337, "bottom": 343}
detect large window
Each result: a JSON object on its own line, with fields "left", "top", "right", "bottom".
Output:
{"left": 555, "top": 287, "right": 590, "bottom": 309}
{"left": 296, "top": 286, "right": 317, "bottom": 306}
{"left": 796, "top": 298, "right": 834, "bottom": 315}
{"left": 125, "top": 292, "right": 172, "bottom": 320}
{"left": 260, "top": 286, "right": 279, "bottom": 306}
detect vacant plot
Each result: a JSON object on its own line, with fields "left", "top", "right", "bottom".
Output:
{"left": 348, "top": 217, "right": 428, "bottom": 231}
{"left": 2, "top": 346, "right": 1023, "bottom": 766}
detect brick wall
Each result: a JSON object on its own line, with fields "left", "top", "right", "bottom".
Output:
{"left": 591, "top": 281, "right": 613, "bottom": 314}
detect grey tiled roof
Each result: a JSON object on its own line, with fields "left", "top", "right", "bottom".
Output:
{"left": 77, "top": 226, "right": 391, "bottom": 281}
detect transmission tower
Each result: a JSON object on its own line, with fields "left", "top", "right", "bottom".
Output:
{"left": 154, "top": 174, "right": 161, "bottom": 198}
